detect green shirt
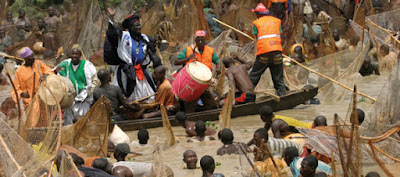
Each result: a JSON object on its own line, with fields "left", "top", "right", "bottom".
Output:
{"left": 177, "top": 47, "right": 219, "bottom": 64}
{"left": 59, "top": 59, "right": 87, "bottom": 92}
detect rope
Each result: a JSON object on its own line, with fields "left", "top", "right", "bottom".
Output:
{"left": 368, "top": 141, "right": 395, "bottom": 177}
{"left": 360, "top": 124, "right": 400, "bottom": 143}
{"left": 369, "top": 142, "right": 400, "bottom": 162}
{"left": 283, "top": 69, "right": 301, "bottom": 90}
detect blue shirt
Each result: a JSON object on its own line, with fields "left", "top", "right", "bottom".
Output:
{"left": 290, "top": 157, "right": 332, "bottom": 177}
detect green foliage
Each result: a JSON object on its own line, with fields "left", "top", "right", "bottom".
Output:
{"left": 98, "top": 0, "right": 122, "bottom": 11}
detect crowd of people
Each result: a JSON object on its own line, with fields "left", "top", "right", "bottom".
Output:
{"left": 1, "top": 0, "right": 398, "bottom": 176}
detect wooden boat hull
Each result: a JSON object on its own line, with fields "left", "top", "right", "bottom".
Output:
{"left": 113, "top": 87, "right": 318, "bottom": 131}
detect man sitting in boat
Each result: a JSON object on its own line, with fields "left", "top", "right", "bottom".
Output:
{"left": 219, "top": 57, "right": 255, "bottom": 106}
{"left": 187, "top": 120, "right": 216, "bottom": 142}
{"left": 93, "top": 69, "right": 140, "bottom": 121}
{"left": 217, "top": 128, "right": 251, "bottom": 156}
{"left": 175, "top": 111, "right": 216, "bottom": 137}
{"left": 142, "top": 66, "right": 178, "bottom": 119}
{"left": 175, "top": 30, "right": 220, "bottom": 113}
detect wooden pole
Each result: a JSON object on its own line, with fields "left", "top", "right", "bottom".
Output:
{"left": 319, "top": 40, "right": 369, "bottom": 92}
{"left": 366, "top": 20, "right": 400, "bottom": 45}
{"left": 212, "top": 17, "right": 376, "bottom": 102}
{"left": 238, "top": 144, "right": 261, "bottom": 177}
{"left": 7, "top": 73, "right": 23, "bottom": 135}
{"left": 254, "top": 90, "right": 280, "bottom": 102}
{"left": 67, "top": 152, "right": 83, "bottom": 177}
{"left": 212, "top": 17, "right": 255, "bottom": 41}
{"left": 0, "top": 134, "right": 27, "bottom": 177}
{"left": 284, "top": 54, "right": 376, "bottom": 102}
{"left": 335, "top": 114, "right": 349, "bottom": 177}
{"left": 368, "top": 141, "right": 394, "bottom": 177}
{"left": 128, "top": 93, "right": 157, "bottom": 104}
{"left": 42, "top": 82, "right": 63, "bottom": 156}
{"left": 263, "top": 140, "right": 283, "bottom": 177}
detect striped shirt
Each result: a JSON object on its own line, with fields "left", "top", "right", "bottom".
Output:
{"left": 268, "top": 138, "right": 303, "bottom": 158}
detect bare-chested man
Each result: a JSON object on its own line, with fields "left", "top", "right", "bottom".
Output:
{"left": 2, "top": 11, "right": 14, "bottom": 29}
{"left": 217, "top": 128, "right": 251, "bottom": 156}
{"left": 175, "top": 111, "right": 216, "bottom": 137}
{"left": 0, "top": 26, "right": 12, "bottom": 52}
{"left": 291, "top": 0, "right": 306, "bottom": 18}
{"left": 43, "top": 6, "right": 62, "bottom": 56}
{"left": 220, "top": 0, "right": 238, "bottom": 15}
{"left": 220, "top": 57, "right": 255, "bottom": 105}
{"left": 13, "top": 9, "right": 31, "bottom": 42}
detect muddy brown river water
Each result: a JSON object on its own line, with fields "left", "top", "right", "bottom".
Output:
{"left": 0, "top": 70, "right": 398, "bottom": 177}
{"left": 122, "top": 72, "right": 400, "bottom": 177}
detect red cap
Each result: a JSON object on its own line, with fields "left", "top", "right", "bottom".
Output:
{"left": 251, "top": 3, "right": 268, "bottom": 14}
{"left": 195, "top": 30, "right": 206, "bottom": 38}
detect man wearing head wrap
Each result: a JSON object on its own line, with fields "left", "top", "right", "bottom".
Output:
{"left": 55, "top": 46, "right": 97, "bottom": 125}
{"left": 105, "top": 8, "right": 161, "bottom": 103}
{"left": 11, "top": 47, "right": 54, "bottom": 108}
{"left": 175, "top": 30, "right": 220, "bottom": 113}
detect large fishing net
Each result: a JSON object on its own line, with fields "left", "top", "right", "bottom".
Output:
{"left": 359, "top": 56, "right": 400, "bottom": 164}
{"left": 58, "top": 150, "right": 82, "bottom": 177}
{"left": 282, "top": 44, "right": 367, "bottom": 103}
{"left": 0, "top": 75, "right": 64, "bottom": 177}
{"left": 62, "top": 96, "right": 111, "bottom": 157}
{"left": 0, "top": 118, "right": 59, "bottom": 177}
{"left": 299, "top": 71, "right": 400, "bottom": 176}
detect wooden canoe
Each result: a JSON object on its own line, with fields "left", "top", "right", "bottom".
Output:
{"left": 112, "top": 87, "right": 318, "bottom": 131}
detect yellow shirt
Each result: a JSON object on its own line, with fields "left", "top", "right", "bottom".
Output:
{"left": 273, "top": 115, "right": 313, "bottom": 129}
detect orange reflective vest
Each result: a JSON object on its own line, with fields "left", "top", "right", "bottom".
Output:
{"left": 185, "top": 45, "right": 214, "bottom": 69}
{"left": 268, "top": 0, "right": 288, "bottom": 8}
{"left": 253, "top": 16, "right": 283, "bottom": 55}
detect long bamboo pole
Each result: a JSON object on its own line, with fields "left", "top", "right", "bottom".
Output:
{"left": 365, "top": 20, "right": 400, "bottom": 45}
{"left": 285, "top": 54, "right": 376, "bottom": 102}
{"left": 212, "top": 17, "right": 255, "bottom": 41}
{"left": 0, "top": 134, "right": 27, "bottom": 177}
{"left": 7, "top": 73, "right": 23, "bottom": 135}
{"left": 212, "top": 17, "right": 376, "bottom": 102}
{"left": 318, "top": 42, "right": 369, "bottom": 92}
{"left": 42, "top": 82, "right": 63, "bottom": 157}
{"left": 238, "top": 144, "right": 261, "bottom": 177}
{"left": 67, "top": 152, "right": 83, "bottom": 177}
